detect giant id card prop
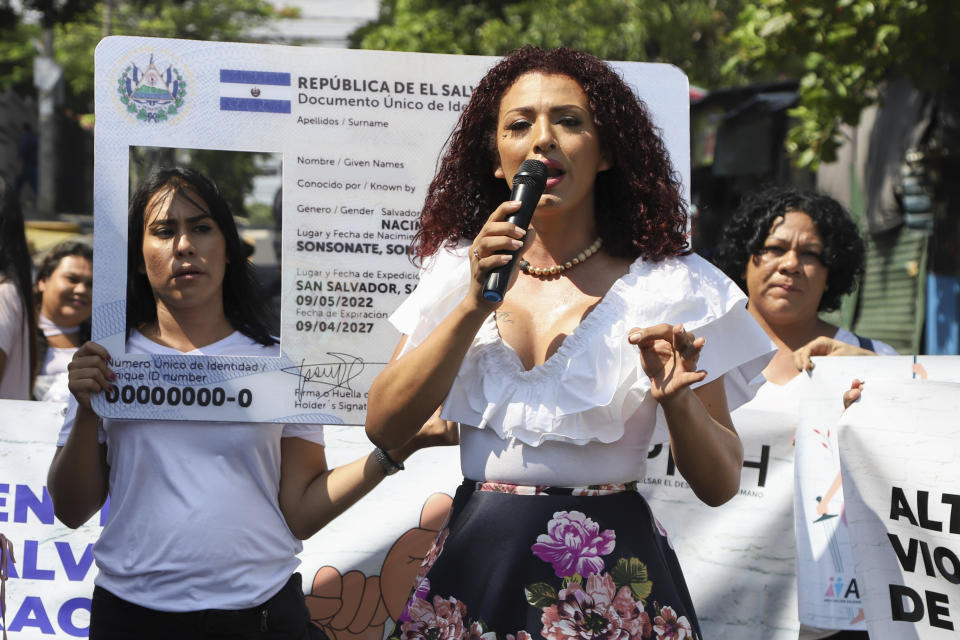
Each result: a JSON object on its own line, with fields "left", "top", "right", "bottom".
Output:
{"left": 92, "top": 37, "right": 691, "bottom": 424}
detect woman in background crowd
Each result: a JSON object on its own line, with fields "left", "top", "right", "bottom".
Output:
{"left": 0, "top": 176, "right": 35, "bottom": 400}
{"left": 33, "top": 240, "right": 93, "bottom": 401}
{"left": 715, "top": 185, "right": 895, "bottom": 640}
{"left": 715, "top": 186, "right": 895, "bottom": 386}
{"left": 48, "top": 167, "right": 453, "bottom": 640}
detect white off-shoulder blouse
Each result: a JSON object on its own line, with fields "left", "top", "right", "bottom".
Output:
{"left": 391, "top": 243, "right": 775, "bottom": 486}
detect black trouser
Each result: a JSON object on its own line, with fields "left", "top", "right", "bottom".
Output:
{"left": 89, "top": 573, "right": 327, "bottom": 640}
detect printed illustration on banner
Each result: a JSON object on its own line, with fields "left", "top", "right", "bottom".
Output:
{"left": 116, "top": 52, "right": 187, "bottom": 123}
{"left": 824, "top": 575, "right": 861, "bottom": 601}
{"left": 219, "top": 69, "right": 292, "bottom": 114}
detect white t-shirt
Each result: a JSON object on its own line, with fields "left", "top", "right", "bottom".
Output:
{"left": 0, "top": 278, "right": 30, "bottom": 400}
{"left": 832, "top": 326, "right": 897, "bottom": 356}
{"left": 391, "top": 244, "right": 776, "bottom": 486}
{"left": 58, "top": 329, "right": 325, "bottom": 611}
{"left": 35, "top": 345, "right": 76, "bottom": 402}
{"left": 796, "top": 327, "right": 894, "bottom": 639}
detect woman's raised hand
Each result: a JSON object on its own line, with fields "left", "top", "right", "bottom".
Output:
{"left": 628, "top": 323, "right": 708, "bottom": 403}
{"left": 67, "top": 341, "right": 115, "bottom": 410}
{"left": 843, "top": 378, "right": 864, "bottom": 410}
{"left": 792, "top": 336, "right": 875, "bottom": 373}
{"left": 467, "top": 200, "right": 528, "bottom": 306}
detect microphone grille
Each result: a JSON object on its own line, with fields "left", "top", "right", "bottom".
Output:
{"left": 513, "top": 159, "right": 548, "bottom": 188}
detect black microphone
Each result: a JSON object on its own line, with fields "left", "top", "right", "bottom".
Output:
{"left": 482, "top": 159, "right": 548, "bottom": 302}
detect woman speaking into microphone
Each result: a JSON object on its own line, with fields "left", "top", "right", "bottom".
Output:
{"left": 365, "top": 46, "right": 773, "bottom": 639}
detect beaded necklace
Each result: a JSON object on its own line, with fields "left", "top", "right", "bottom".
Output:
{"left": 518, "top": 237, "right": 603, "bottom": 278}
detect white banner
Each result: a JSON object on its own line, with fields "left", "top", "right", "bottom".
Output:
{"left": 642, "top": 356, "right": 960, "bottom": 638}
{"left": 795, "top": 392, "right": 868, "bottom": 631}
{"left": 0, "top": 400, "right": 462, "bottom": 639}
{"left": 796, "top": 357, "right": 960, "bottom": 631}
{"left": 838, "top": 380, "right": 960, "bottom": 639}
{"left": 9, "top": 367, "right": 960, "bottom": 638}
{"left": 297, "top": 426, "right": 461, "bottom": 640}
{"left": 641, "top": 378, "right": 802, "bottom": 639}
{"left": 0, "top": 400, "right": 99, "bottom": 638}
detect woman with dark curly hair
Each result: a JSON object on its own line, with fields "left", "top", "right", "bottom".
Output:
{"left": 714, "top": 186, "right": 895, "bottom": 386}
{"left": 714, "top": 186, "right": 894, "bottom": 640}
{"left": 365, "top": 46, "right": 773, "bottom": 639}
{"left": 412, "top": 50, "right": 688, "bottom": 263}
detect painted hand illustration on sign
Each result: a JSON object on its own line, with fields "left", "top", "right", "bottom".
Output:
{"left": 814, "top": 472, "right": 843, "bottom": 521}
{"left": 305, "top": 492, "right": 454, "bottom": 640}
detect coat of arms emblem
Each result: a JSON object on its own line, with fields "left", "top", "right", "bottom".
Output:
{"left": 117, "top": 54, "right": 186, "bottom": 122}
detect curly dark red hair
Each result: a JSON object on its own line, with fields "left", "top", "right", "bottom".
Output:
{"left": 413, "top": 46, "right": 687, "bottom": 262}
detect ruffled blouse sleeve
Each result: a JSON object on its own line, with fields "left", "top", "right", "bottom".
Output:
{"left": 657, "top": 254, "right": 774, "bottom": 411}
{"left": 390, "top": 249, "right": 774, "bottom": 448}
{"left": 389, "top": 242, "right": 472, "bottom": 358}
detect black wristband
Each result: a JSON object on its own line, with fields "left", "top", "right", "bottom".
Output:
{"left": 374, "top": 447, "right": 404, "bottom": 475}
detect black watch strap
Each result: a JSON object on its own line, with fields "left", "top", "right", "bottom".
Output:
{"left": 374, "top": 447, "right": 404, "bottom": 475}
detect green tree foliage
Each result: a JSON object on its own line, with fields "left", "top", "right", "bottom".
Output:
{"left": 64, "top": 0, "right": 273, "bottom": 112}
{"left": 0, "top": 22, "right": 41, "bottom": 92}
{"left": 0, "top": 0, "right": 98, "bottom": 29}
{"left": 351, "top": 0, "right": 745, "bottom": 89}
{"left": 725, "top": 0, "right": 960, "bottom": 168}
{"left": 1, "top": 0, "right": 274, "bottom": 112}
{"left": 0, "top": 0, "right": 97, "bottom": 93}
{"left": 129, "top": 146, "right": 271, "bottom": 225}
{"left": 189, "top": 148, "right": 266, "bottom": 222}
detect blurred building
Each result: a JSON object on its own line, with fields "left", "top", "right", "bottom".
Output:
{"left": 248, "top": 0, "right": 380, "bottom": 47}
{"left": 0, "top": 0, "right": 383, "bottom": 218}
{"left": 689, "top": 80, "right": 813, "bottom": 262}
{"left": 817, "top": 76, "right": 960, "bottom": 356}
{"left": 690, "top": 76, "right": 960, "bottom": 356}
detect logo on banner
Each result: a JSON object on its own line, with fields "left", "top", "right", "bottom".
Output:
{"left": 824, "top": 575, "right": 861, "bottom": 601}
{"left": 116, "top": 53, "right": 187, "bottom": 123}
{"left": 219, "top": 69, "right": 291, "bottom": 113}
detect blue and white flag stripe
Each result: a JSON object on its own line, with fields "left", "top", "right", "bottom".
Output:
{"left": 220, "top": 83, "right": 291, "bottom": 101}
{"left": 220, "top": 69, "right": 290, "bottom": 86}
{"left": 219, "top": 69, "right": 291, "bottom": 114}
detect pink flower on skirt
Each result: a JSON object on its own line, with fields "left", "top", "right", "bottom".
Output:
{"left": 400, "top": 595, "right": 467, "bottom": 640}
{"left": 540, "top": 577, "right": 635, "bottom": 640}
{"left": 532, "top": 510, "right": 616, "bottom": 578}
{"left": 652, "top": 605, "right": 693, "bottom": 640}
{"left": 608, "top": 578, "right": 653, "bottom": 638}
{"left": 419, "top": 527, "right": 450, "bottom": 577}
{"left": 572, "top": 484, "right": 627, "bottom": 497}
{"left": 479, "top": 482, "right": 521, "bottom": 493}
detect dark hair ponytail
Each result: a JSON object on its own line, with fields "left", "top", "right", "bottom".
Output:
{"left": 0, "top": 177, "right": 37, "bottom": 391}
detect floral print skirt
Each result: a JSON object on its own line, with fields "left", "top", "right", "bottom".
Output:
{"left": 392, "top": 479, "right": 702, "bottom": 640}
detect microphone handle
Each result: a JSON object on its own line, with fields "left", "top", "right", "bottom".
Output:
{"left": 481, "top": 181, "right": 541, "bottom": 302}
